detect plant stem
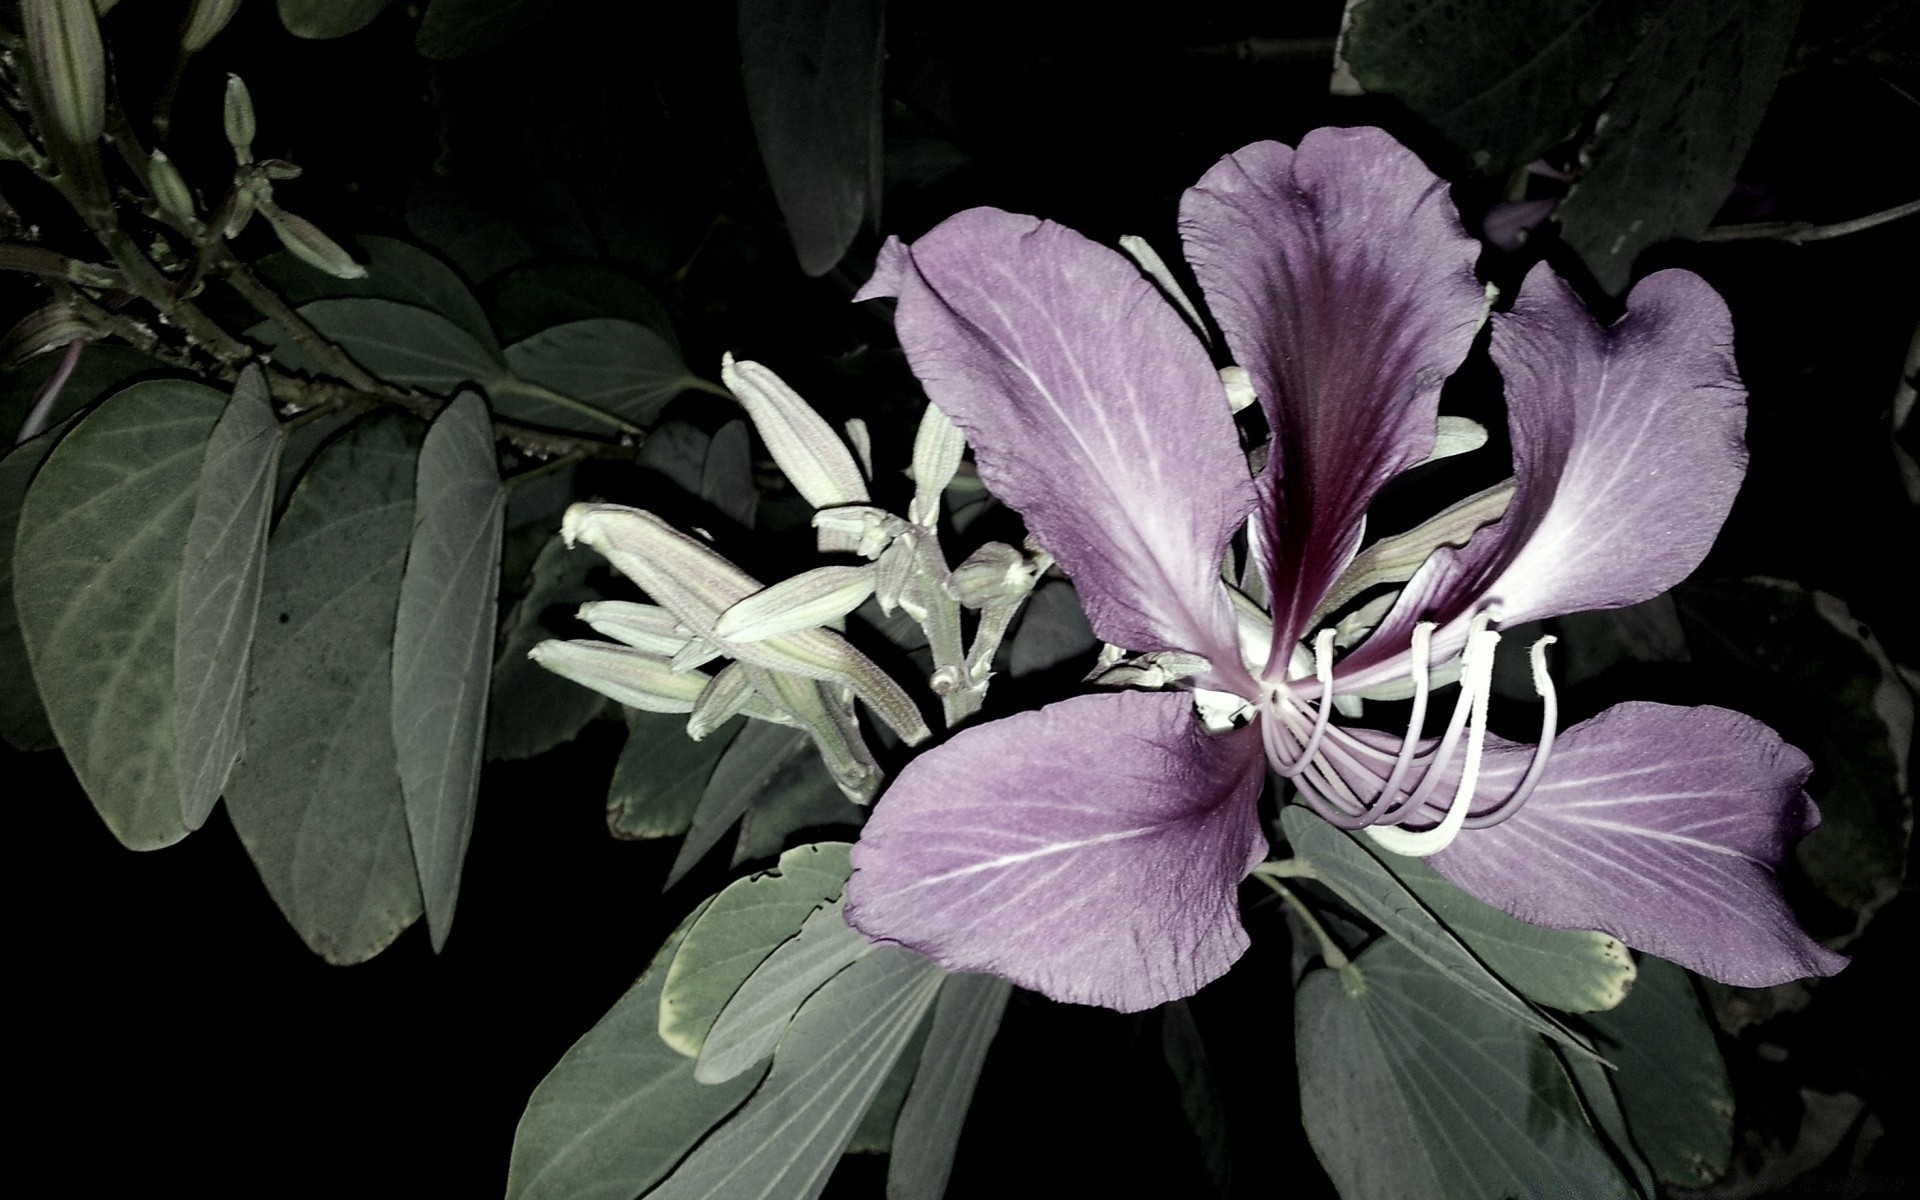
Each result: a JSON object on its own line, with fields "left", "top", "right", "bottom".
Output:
{"left": 1252, "top": 863, "right": 1365, "bottom": 995}
{"left": 1702, "top": 198, "right": 1920, "bottom": 245}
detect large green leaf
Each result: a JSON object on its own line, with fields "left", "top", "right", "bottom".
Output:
{"left": 487, "top": 535, "right": 609, "bottom": 759}
{"left": 668, "top": 719, "right": 820, "bottom": 886}
{"left": 608, "top": 710, "right": 742, "bottom": 840}
{"left": 732, "top": 747, "right": 863, "bottom": 867}
{"left": 500, "top": 318, "right": 697, "bottom": 435}
{"left": 697, "top": 897, "right": 876, "bottom": 1084}
{"left": 391, "top": 393, "right": 503, "bottom": 952}
{"left": 276, "top": 0, "right": 391, "bottom": 38}
{"left": 1296, "top": 938, "right": 1634, "bottom": 1200}
{"left": 1586, "top": 955, "right": 1734, "bottom": 1186}
{"left": 0, "top": 343, "right": 166, "bottom": 437}
{"left": 174, "top": 369, "right": 284, "bottom": 830}
{"left": 484, "top": 260, "right": 677, "bottom": 347}
{"left": 1159, "top": 998, "right": 1231, "bottom": 1197}
{"left": 15, "top": 380, "right": 225, "bottom": 848}
{"left": 271, "top": 298, "right": 506, "bottom": 395}
{"left": 505, "top": 899, "right": 767, "bottom": 1200}
{"left": 253, "top": 235, "right": 498, "bottom": 354}
{"left": 0, "top": 429, "right": 64, "bottom": 751}
{"left": 1280, "top": 808, "right": 1586, "bottom": 1051}
{"left": 647, "top": 947, "right": 944, "bottom": 1200}
{"left": 845, "top": 1012, "right": 932, "bottom": 1154}
{"left": 887, "top": 972, "right": 1012, "bottom": 1199}
{"left": 417, "top": 0, "right": 558, "bottom": 59}
{"left": 1364, "top": 839, "right": 1637, "bottom": 1012}
{"left": 659, "top": 841, "right": 853, "bottom": 1057}
{"left": 1343, "top": 0, "right": 1646, "bottom": 173}
{"left": 1557, "top": 0, "right": 1803, "bottom": 292}
{"left": 738, "top": 0, "right": 885, "bottom": 276}
{"left": 224, "top": 414, "right": 424, "bottom": 963}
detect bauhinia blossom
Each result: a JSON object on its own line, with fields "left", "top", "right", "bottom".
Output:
{"left": 842, "top": 127, "right": 1846, "bottom": 1012}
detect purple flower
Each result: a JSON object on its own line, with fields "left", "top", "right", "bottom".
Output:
{"left": 843, "top": 127, "right": 1846, "bottom": 1012}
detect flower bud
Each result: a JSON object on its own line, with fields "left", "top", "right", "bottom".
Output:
{"left": 720, "top": 354, "right": 869, "bottom": 508}
{"left": 147, "top": 149, "right": 201, "bottom": 229}
{"left": 713, "top": 564, "right": 876, "bottom": 643}
{"left": 223, "top": 73, "right": 255, "bottom": 164}
{"left": 812, "top": 503, "right": 905, "bottom": 559}
{"left": 908, "top": 401, "right": 966, "bottom": 525}
{"left": 527, "top": 641, "right": 707, "bottom": 713}
{"left": 24, "top": 0, "right": 106, "bottom": 149}
{"left": 260, "top": 202, "right": 367, "bottom": 280}
{"left": 182, "top": 0, "right": 243, "bottom": 52}
{"left": 686, "top": 662, "right": 756, "bottom": 740}
{"left": 576, "top": 600, "right": 691, "bottom": 656}
{"left": 945, "top": 541, "right": 1034, "bottom": 607}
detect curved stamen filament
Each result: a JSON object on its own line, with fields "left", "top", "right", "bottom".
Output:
{"left": 1463, "top": 635, "right": 1559, "bottom": 829}
{"left": 1350, "top": 621, "right": 1434, "bottom": 824}
{"left": 1273, "top": 630, "right": 1339, "bottom": 779}
{"left": 1363, "top": 617, "right": 1501, "bottom": 857}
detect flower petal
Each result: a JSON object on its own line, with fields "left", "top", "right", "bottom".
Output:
{"left": 844, "top": 690, "right": 1268, "bottom": 1012}
{"left": 1179, "top": 129, "right": 1484, "bottom": 654}
{"left": 858, "top": 210, "right": 1256, "bottom": 670}
{"left": 1344, "top": 702, "right": 1844, "bottom": 986}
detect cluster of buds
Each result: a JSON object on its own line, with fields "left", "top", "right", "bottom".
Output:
{"left": 531, "top": 357, "right": 1056, "bottom": 800}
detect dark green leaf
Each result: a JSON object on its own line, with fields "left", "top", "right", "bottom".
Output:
{"left": 174, "top": 368, "right": 284, "bottom": 829}
{"left": 392, "top": 392, "right": 504, "bottom": 952}
{"left": 1280, "top": 807, "right": 1587, "bottom": 1051}
{"left": 1560, "top": 1047, "right": 1659, "bottom": 1199}
{"left": 1586, "top": 955, "right": 1734, "bottom": 1186}
{"left": 1557, "top": 0, "right": 1803, "bottom": 292}
{"left": 224, "top": 414, "right": 424, "bottom": 963}
{"left": 505, "top": 899, "right": 767, "bottom": 1200}
{"left": 0, "top": 343, "right": 166, "bottom": 437}
{"left": 500, "top": 318, "right": 697, "bottom": 435}
{"left": 668, "top": 720, "right": 819, "bottom": 887}
{"left": 15, "top": 380, "right": 225, "bottom": 847}
{"left": 733, "top": 741, "right": 862, "bottom": 866}
{"left": 417, "top": 0, "right": 559, "bottom": 59}
{"left": 1343, "top": 0, "right": 1646, "bottom": 172}
{"left": 1296, "top": 938, "right": 1634, "bottom": 1200}
{"left": 660, "top": 841, "right": 854, "bottom": 1056}
{"left": 484, "top": 260, "right": 677, "bottom": 347}
{"left": 1363, "top": 840, "right": 1637, "bottom": 1012}
{"left": 738, "top": 0, "right": 885, "bottom": 275}
{"left": 846, "top": 1008, "right": 931, "bottom": 1153}
{"left": 608, "top": 710, "right": 742, "bottom": 840}
{"left": 1160, "top": 999, "right": 1231, "bottom": 1196}
{"left": 648, "top": 947, "right": 944, "bottom": 1200}
{"left": 887, "top": 972, "right": 1012, "bottom": 1198}
{"left": 0, "top": 428, "right": 64, "bottom": 750}
{"left": 487, "top": 534, "right": 608, "bottom": 760}
{"left": 1008, "top": 579, "right": 1097, "bottom": 677}
{"left": 698, "top": 897, "right": 876, "bottom": 1084}
{"left": 701, "top": 419, "right": 759, "bottom": 529}
{"left": 276, "top": 0, "right": 391, "bottom": 38}
{"left": 265, "top": 298, "right": 506, "bottom": 396}
{"left": 253, "top": 235, "right": 497, "bottom": 354}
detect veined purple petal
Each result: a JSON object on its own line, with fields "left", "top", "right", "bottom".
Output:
{"left": 1339, "top": 702, "right": 1844, "bottom": 986}
{"left": 845, "top": 690, "right": 1268, "bottom": 1012}
{"left": 1339, "top": 265, "right": 1749, "bottom": 688}
{"left": 858, "top": 210, "right": 1256, "bottom": 671}
{"left": 1179, "top": 128, "right": 1484, "bottom": 659}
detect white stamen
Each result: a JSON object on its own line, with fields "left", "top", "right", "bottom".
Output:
{"left": 1276, "top": 629, "right": 1339, "bottom": 778}
{"left": 1464, "top": 634, "right": 1560, "bottom": 829}
{"left": 1366, "top": 621, "right": 1435, "bottom": 818}
{"left": 1366, "top": 617, "right": 1501, "bottom": 857}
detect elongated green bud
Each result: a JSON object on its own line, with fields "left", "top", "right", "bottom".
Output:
{"left": 712, "top": 565, "right": 876, "bottom": 643}
{"left": 686, "top": 663, "right": 756, "bottom": 740}
{"left": 24, "top": 0, "right": 106, "bottom": 148}
{"left": 182, "top": 0, "right": 243, "bottom": 51}
{"left": 908, "top": 402, "right": 965, "bottom": 525}
{"left": 812, "top": 503, "right": 905, "bottom": 559}
{"left": 260, "top": 202, "right": 367, "bottom": 279}
{"left": 147, "top": 149, "right": 201, "bottom": 228}
{"left": 223, "top": 73, "right": 255, "bottom": 163}
{"left": 576, "top": 601, "right": 691, "bottom": 657}
{"left": 527, "top": 641, "right": 707, "bottom": 713}
{"left": 720, "top": 354, "right": 869, "bottom": 508}
{"left": 945, "top": 541, "right": 1036, "bottom": 607}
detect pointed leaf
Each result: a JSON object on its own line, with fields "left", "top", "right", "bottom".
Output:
{"left": 505, "top": 899, "right": 767, "bottom": 1200}
{"left": 608, "top": 710, "right": 743, "bottom": 840}
{"left": 733, "top": 750, "right": 862, "bottom": 866}
{"left": 15, "top": 380, "right": 225, "bottom": 847}
{"left": 647, "top": 947, "right": 944, "bottom": 1200}
{"left": 668, "top": 720, "right": 819, "bottom": 887}
{"left": 501, "top": 318, "right": 694, "bottom": 434}
{"left": 488, "top": 535, "right": 609, "bottom": 759}
{"left": 175, "top": 369, "right": 284, "bottom": 829}
{"left": 224, "top": 415, "right": 424, "bottom": 963}
{"left": 484, "top": 260, "right": 677, "bottom": 347}
{"left": 887, "top": 972, "right": 1012, "bottom": 1199}
{"left": 660, "top": 841, "right": 853, "bottom": 1056}
{"left": 0, "top": 429, "right": 65, "bottom": 751}
{"left": 392, "top": 392, "right": 504, "bottom": 951}
{"left": 697, "top": 896, "right": 876, "bottom": 1084}
{"left": 1296, "top": 938, "right": 1634, "bottom": 1200}
{"left": 254, "top": 235, "right": 498, "bottom": 355}
{"left": 265, "top": 298, "right": 506, "bottom": 395}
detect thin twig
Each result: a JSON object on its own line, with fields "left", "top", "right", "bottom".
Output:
{"left": 1701, "top": 198, "right": 1920, "bottom": 245}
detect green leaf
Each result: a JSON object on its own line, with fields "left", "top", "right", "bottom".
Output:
{"left": 417, "top": 0, "right": 558, "bottom": 59}
{"left": 174, "top": 368, "right": 284, "bottom": 830}
{"left": 253, "top": 235, "right": 498, "bottom": 355}
{"left": 505, "top": 898, "right": 768, "bottom": 1200}
{"left": 701, "top": 419, "right": 759, "bottom": 529}
{"left": 845, "top": 1008, "right": 932, "bottom": 1153}
{"left": 887, "top": 972, "right": 1012, "bottom": 1198}
{"left": 1160, "top": 999, "right": 1231, "bottom": 1197}
{"left": 483, "top": 260, "right": 677, "bottom": 347}
{"left": 0, "top": 343, "right": 166, "bottom": 437}
{"left": 1008, "top": 578, "right": 1097, "bottom": 677}
{"left": 488, "top": 534, "right": 608, "bottom": 759}
{"left": 276, "top": 0, "right": 391, "bottom": 38}
{"left": 15, "top": 380, "right": 225, "bottom": 847}
{"left": 647, "top": 947, "right": 944, "bottom": 1200}
{"left": 697, "top": 897, "right": 875, "bottom": 1084}
{"left": 1675, "top": 578, "right": 1913, "bottom": 927}
{"left": 738, "top": 0, "right": 885, "bottom": 275}
{"left": 659, "top": 841, "right": 853, "bottom": 1057}
{"left": 224, "top": 414, "right": 424, "bottom": 963}
{"left": 1560, "top": 1047, "right": 1659, "bottom": 1199}
{"left": 269, "top": 298, "right": 506, "bottom": 396}
{"left": 608, "top": 710, "right": 742, "bottom": 840}
{"left": 1342, "top": 0, "right": 1646, "bottom": 173}
{"left": 668, "top": 720, "right": 820, "bottom": 887}
{"left": 1280, "top": 807, "right": 1588, "bottom": 1052}
{"left": 391, "top": 392, "right": 503, "bottom": 952}
{"left": 1557, "top": 0, "right": 1803, "bottom": 293}
{"left": 733, "top": 736, "right": 862, "bottom": 866}
{"left": 1586, "top": 955, "right": 1734, "bottom": 1186}
{"left": 0, "top": 428, "right": 64, "bottom": 751}
{"left": 1363, "top": 840, "right": 1637, "bottom": 1012}
{"left": 1296, "top": 938, "right": 1634, "bottom": 1200}
{"left": 499, "top": 318, "right": 696, "bottom": 435}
